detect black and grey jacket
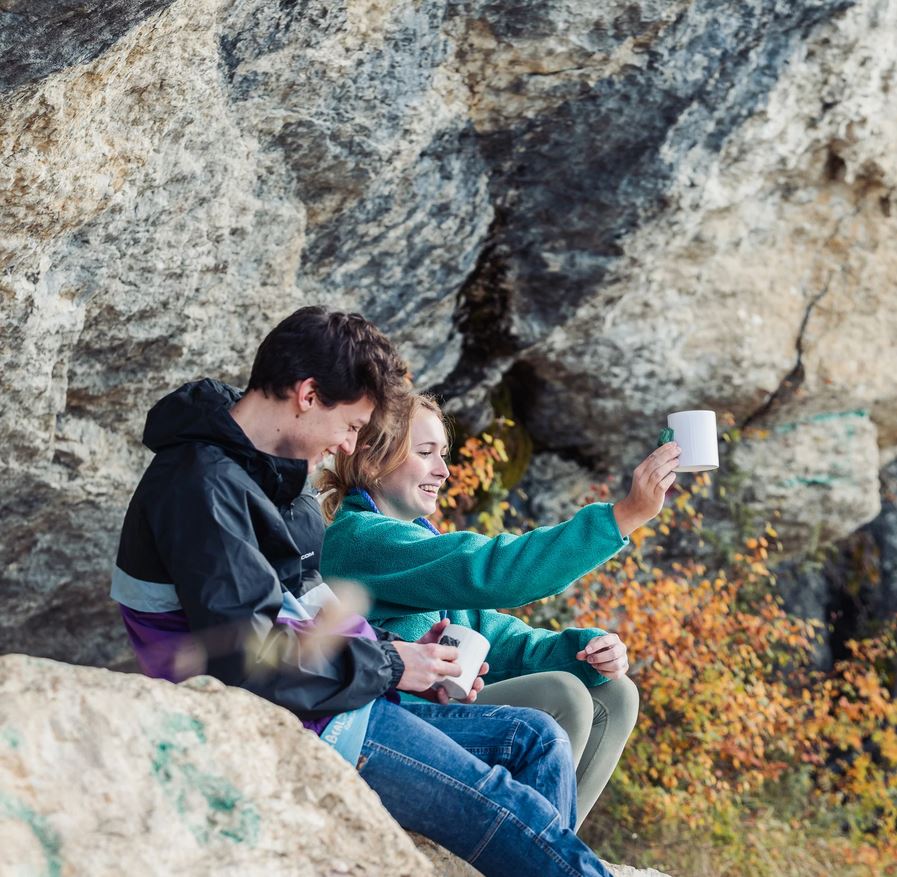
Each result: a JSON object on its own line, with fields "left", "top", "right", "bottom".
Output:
{"left": 111, "top": 379, "right": 404, "bottom": 720}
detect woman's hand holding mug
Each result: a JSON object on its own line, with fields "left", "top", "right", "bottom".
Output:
{"left": 612, "top": 442, "right": 680, "bottom": 537}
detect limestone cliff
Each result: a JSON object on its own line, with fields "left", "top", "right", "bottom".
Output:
{"left": 1, "top": 0, "right": 895, "bottom": 664}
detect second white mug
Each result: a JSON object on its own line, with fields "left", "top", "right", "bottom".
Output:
{"left": 435, "top": 623, "right": 491, "bottom": 700}
{"left": 667, "top": 410, "right": 719, "bottom": 473}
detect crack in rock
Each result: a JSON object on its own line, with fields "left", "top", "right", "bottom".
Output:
{"left": 742, "top": 274, "right": 833, "bottom": 428}
{"left": 741, "top": 189, "right": 866, "bottom": 432}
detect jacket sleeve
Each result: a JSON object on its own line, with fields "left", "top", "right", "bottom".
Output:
{"left": 374, "top": 626, "right": 404, "bottom": 643}
{"left": 473, "top": 610, "right": 609, "bottom": 688}
{"left": 148, "top": 468, "right": 404, "bottom": 719}
{"left": 324, "top": 502, "right": 627, "bottom": 614}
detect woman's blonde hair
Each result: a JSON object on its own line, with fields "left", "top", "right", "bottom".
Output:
{"left": 317, "top": 392, "right": 449, "bottom": 522}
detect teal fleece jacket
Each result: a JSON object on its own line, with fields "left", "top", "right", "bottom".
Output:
{"left": 321, "top": 492, "right": 629, "bottom": 687}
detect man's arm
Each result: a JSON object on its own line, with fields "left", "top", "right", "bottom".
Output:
{"left": 149, "top": 471, "right": 403, "bottom": 718}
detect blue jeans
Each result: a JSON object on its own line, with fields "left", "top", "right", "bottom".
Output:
{"left": 357, "top": 698, "right": 612, "bottom": 877}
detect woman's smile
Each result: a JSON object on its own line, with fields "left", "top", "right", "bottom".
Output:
{"left": 372, "top": 410, "right": 450, "bottom": 521}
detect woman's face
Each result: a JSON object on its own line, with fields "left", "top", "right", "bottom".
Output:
{"left": 374, "top": 409, "right": 450, "bottom": 521}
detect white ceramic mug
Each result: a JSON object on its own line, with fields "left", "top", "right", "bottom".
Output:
{"left": 667, "top": 410, "right": 719, "bottom": 473}
{"left": 435, "top": 623, "right": 491, "bottom": 700}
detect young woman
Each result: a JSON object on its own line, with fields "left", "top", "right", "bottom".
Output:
{"left": 319, "top": 394, "right": 680, "bottom": 829}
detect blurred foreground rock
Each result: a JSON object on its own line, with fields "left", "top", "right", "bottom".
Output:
{"left": 0, "top": 654, "right": 431, "bottom": 877}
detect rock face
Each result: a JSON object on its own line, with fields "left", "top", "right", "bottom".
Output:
{"left": 727, "top": 410, "right": 881, "bottom": 547}
{"left": 868, "top": 461, "right": 897, "bottom": 621}
{"left": 775, "top": 458, "right": 897, "bottom": 669}
{"left": 1, "top": 0, "right": 896, "bottom": 662}
{"left": 0, "top": 653, "right": 432, "bottom": 876}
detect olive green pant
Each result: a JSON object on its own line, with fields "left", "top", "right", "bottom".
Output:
{"left": 477, "top": 672, "right": 639, "bottom": 831}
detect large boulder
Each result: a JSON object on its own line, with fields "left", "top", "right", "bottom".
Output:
{"left": 0, "top": 653, "right": 432, "bottom": 876}
{"left": 727, "top": 410, "right": 881, "bottom": 548}
{"left": 1, "top": 0, "right": 895, "bottom": 664}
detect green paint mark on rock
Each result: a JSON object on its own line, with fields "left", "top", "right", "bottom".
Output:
{"left": 780, "top": 474, "right": 847, "bottom": 489}
{"left": 149, "top": 715, "right": 259, "bottom": 848}
{"left": 162, "top": 713, "right": 207, "bottom": 744}
{"left": 1, "top": 727, "right": 21, "bottom": 749}
{"left": 774, "top": 409, "right": 869, "bottom": 434}
{"left": 0, "top": 792, "right": 62, "bottom": 877}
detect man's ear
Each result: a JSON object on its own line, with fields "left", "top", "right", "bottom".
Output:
{"left": 293, "top": 377, "right": 318, "bottom": 412}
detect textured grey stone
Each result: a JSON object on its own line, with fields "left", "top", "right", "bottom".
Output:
{"left": 1, "top": 0, "right": 896, "bottom": 667}
{"left": 517, "top": 452, "right": 602, "bottom": 525}
{"left": 605, "top": 866, "right": 673, "bottom": 877}
{"left": 868, "top": 459, "right": 897, "bottom": 619}
{"left": 0, "top": 1, "right": 175, "bottom": 92}
{"left": 772, "top": 561, "right": 835, "bottom": 669}
{"left": 727, "top": 410, "right": 881, "bottom": 549}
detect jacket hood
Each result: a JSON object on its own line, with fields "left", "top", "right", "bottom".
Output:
{"left": 143, "top": 379, "right": 250, "bottom": 455}
{"left": 142, "top": 379, "right": 308, "bottom": 505}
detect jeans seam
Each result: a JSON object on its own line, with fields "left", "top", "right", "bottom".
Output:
{"left": 465, "top": 801, "right": 507, "bottom": 863}
{"left": 466, "top": 746, "right": 513, "bottom": 760}
{"left": 537, "top": 810, "right": 561, "bottom": 839}
{"left": 505, "top": 717, "right": 575, "bottom": 832}
{"left": 508, "top": 718, "right": 519, "bottom": 757}
{"left": 362, "top": 740, "right": 583, "bottom": 875}
{"left": 473, "top": 805, "right": 585, "bottom": 877}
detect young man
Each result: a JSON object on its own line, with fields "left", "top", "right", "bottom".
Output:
{"left": 111, "top": 306, "right": 613, "bottom": 876}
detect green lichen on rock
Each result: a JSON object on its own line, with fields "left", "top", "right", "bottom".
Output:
{"left": 1, "top": 726, "right": 21, "bottom": 749}
{"left": 150, "top": 713, "right": 260, "bottom": 847}
{"left": 0, "top": 792, "right": 63, "bottom": 877}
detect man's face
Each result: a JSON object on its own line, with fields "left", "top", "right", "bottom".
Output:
{"left": 290, "top": 393, "right": 374, "bottom": 467}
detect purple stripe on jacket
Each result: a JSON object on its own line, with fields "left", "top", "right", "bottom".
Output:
{"left": 119, "top": 605, "right": 381, "bottom": 735}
